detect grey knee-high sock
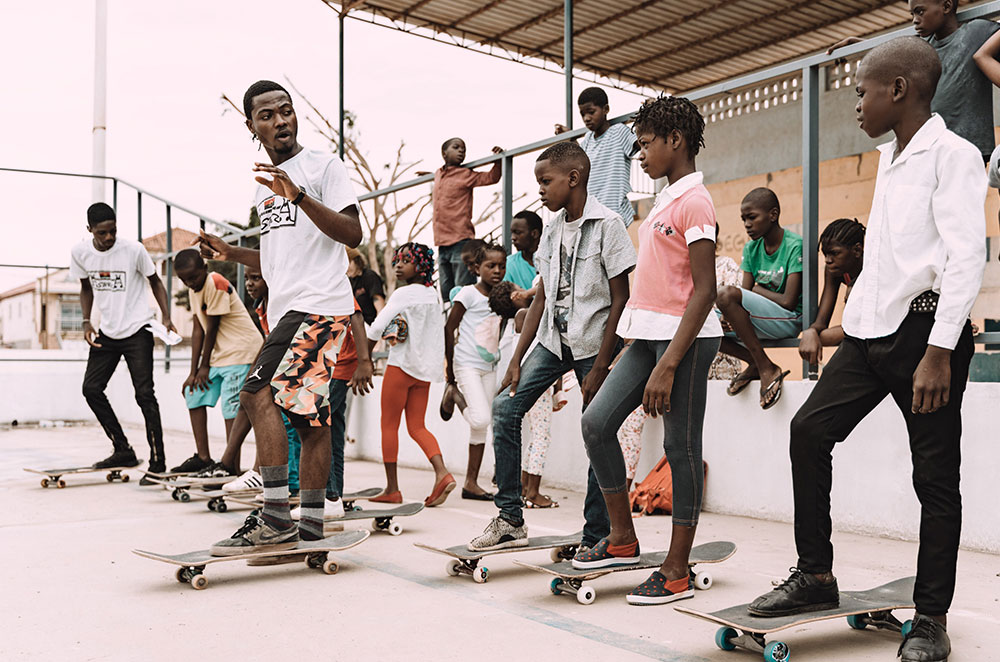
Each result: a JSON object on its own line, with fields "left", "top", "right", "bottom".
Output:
{"left": 261, "top": 465, "right": 293, "bottom": 530}
{"left": 298, "top": 489, "right": 326, "bottom": 540}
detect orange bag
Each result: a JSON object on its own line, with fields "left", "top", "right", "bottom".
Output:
{"left": 629, "top": 455, "right": 708, "bottom": 515}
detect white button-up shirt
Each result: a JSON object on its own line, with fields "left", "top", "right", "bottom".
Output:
{"left": 842, "top": 114, "right": 986, "bottom": 350}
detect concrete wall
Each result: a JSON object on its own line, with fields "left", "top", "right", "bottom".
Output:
{"left": 3, "top": 354, "right": 997, "bottom": 554}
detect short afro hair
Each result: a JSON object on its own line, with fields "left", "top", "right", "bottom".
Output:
{"left": 536, "top": 141, "right": 591, "bottom": 182}
{"left": 742, "top": 187, "right": 781, "bottom": 216}
{"left": 243, "top": 80, "right": 290, "bottom": 119}
{"left": 632, "top": 95, "right": 706, "bottom": 159}
{"left": 488, "top": 281, "right": 521, "bottom": 320}
{"left": 87, "top": 202, "right": 116, "bottom": 227}
{"left": 441, "top": 137, "right": 465, "bottom": 154}
{"left": 173, "top": 248, "right": 204, "bottom": 271}
{"left": 859, "top": 36, "right": 941, "bottom": 102}
{"left": 577, "top": 86, "right": 608, "bottom": 108}
{"left": 513, "top": 210, "right": 543, "bottom": 235}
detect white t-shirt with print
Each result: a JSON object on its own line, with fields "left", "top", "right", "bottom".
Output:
{"left": 554, "top": 219, "right": 581, "bottom": 344}
{"left": 255, "top": 148, "right": 359, "bottom": 324}
{"left": 453, "top": 285, "right": 501, "bottom": 372}
{"left": 69, "top": 237, "right": 156, "bottom": 340}
{"left": 366, "top": 283, "right": 444, "bottom": 383}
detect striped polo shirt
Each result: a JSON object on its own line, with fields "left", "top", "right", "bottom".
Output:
{"left": 580, "top": 122, "right": 638, "bottom": 225}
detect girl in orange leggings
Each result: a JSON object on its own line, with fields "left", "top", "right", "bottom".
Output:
{"left": 367, "top": 243, "right": 456, "bottom": 507}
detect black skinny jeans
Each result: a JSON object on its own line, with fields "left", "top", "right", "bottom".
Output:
{"left": 81, "top": 328, "right": 164, "bottom": 462}
{"left": 790, "top": 312, "right": 973, "bottom": 615}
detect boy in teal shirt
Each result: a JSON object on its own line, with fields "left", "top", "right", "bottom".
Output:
{"left": 717, "top": 187, "right": 802, "bottom": 409}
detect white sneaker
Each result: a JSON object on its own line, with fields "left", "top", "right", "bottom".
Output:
{"left": 290, "top": 497, "right": 346, "bottom": 521}
{"left": 222, "top": 469, "right": 263, "bottom": 493}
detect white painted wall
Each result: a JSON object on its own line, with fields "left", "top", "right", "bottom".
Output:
{"left": 3, "top": 354, "right": 998, "bottom": 554}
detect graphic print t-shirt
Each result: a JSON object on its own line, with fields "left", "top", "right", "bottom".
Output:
{"left": 553, "top": 220, "right": 581, "bottom": 342}
{"left": 740, "top": 229, "right": 803, "bottom": 313}
{"left": 69, "top": 237, "right": 156, "bottom": 339}
{"left": 255, "top": 148, "right": 359, "bottom": 323}
{"left": 453, "top": 285, "right": 501, "bottom": 372}
{"left": 188, "top": 272, "right": 262, "bottom": 367}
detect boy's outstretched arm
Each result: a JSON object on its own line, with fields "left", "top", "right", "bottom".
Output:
{"left": 198, "top": 231, "right": 261, "bottom": 270}
{"left": 470, "top": 147, "right": 505, "bottom": 187}
{"left": 973, "top": 30, "right": 1000, "bottom": 87}
{"left": 580, "top": 272, "right": 630, "bottom": 405}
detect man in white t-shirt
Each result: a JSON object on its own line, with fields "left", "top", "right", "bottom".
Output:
{"left": 69, "top": 202, "right": 175, "bottom": 474}
{"left": 198, "top": 80, "right": 362, "bottom": 556}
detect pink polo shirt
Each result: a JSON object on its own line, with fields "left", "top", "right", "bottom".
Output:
{"left": 617, "top": 172, "right": 723, "bottom": 340}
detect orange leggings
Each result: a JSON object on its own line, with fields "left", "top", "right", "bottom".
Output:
{"left": 380, "top": 365, "right": 443, "bottom": 464}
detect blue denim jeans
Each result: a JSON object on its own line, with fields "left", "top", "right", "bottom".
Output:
{"left": 437, "top": 239, "right": 476, "bottom": 301}
{"left": 581, "top": 337, "right": 718, "bottom": 527}
{"left": 325, "top": 378, "right": 349, "bottom": 499}
{"left": 492, "top": 343, "right": 612, "bottom": 547}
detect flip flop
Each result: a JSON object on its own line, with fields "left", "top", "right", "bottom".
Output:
{"left": 524, "top": 496, "right": 560, "bottom": 509}
{"left": 727, "top": 370, "right": 758, "bottom": 396}
{"left": 461, "top": 489, "right": 495, "bottom": 501}
{"left": 439, "top": 383, "right": 458, "bottom": 422}
{"left": 760, "top": 370, "right": 791, "bottom": 410}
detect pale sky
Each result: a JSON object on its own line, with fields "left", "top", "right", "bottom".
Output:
{"left": 1, "top": 0, "right": 642, "bottom": 291}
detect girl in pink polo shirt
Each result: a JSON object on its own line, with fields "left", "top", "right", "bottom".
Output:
{"left": 572, "top": 96, "right": 723, "bottom": 606}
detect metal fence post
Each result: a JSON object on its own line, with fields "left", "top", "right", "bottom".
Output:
{"left": 564, "top": 0, "right": 574, "bottom": 130}
{"left": 801, "top": 65, "right": 819, "bottom": 379}
{"left": 237, "top": 235, "right": 246, "bottom": 302}
{"left": 502, "top": 154, "right": 514, "bottom": 252}
{"left": 165, "top": 205, "right": 172, "bottom": 374}
{"left": 136, "top": 190, "right": 142, "bottom": 241}
{"left": 112, "top": 179, "right": 118, "bottom": 214}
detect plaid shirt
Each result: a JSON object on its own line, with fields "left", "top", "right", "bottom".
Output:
{"left": 535, "top": 196, "right": 636, "bottom": 359}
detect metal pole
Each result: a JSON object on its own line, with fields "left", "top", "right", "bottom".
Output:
{"left": 136, "top": 191, "right": 142, "bottom": 241}
{"left": 91, "top": 0, "right": 108, "bottom": 202}
{"left": 502, "top": 154, "right": 513, "bottom": 252}
{"left": 112, "top": 179, "right": 117, "bottom": 213}
{"left": 165, "top": 205, "right": 172, "bottom": 374}
{"left": 564, "top": 0, "right": 573, "bottom": 129}
{"left": 801, "top": 65, "right": 819, "bottom": 380}
{"left": 338, "top": 12, "right": 346, "bottom": 159}
{"left": 236, "top": 235, "right": 246, "bottom": 302}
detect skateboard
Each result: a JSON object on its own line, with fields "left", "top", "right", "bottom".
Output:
{"left": 414, "top": 532, "right": 583, "bottom": 584}
{"left": 24, "top": 462, "right": 144, "bottom": 488}
{"left": 228, "top": 500, "right": 424, "bottom": 535}
{"left": 143, "top": 475, "right": 239, "bottom": 505}
{"left": 132, "top": 529, "right": 369, "bottom": 591}
{"left": 228, "top": 487, "right": 383, "bottom": 513}
{"left": 675, "top": 576, "right": 915, "bottom": 662}
{"left": 139, "top": 469, "right": 192, "bottom": 482}
{"left": 514, "top": 540, "right": 736, "bottom": 604}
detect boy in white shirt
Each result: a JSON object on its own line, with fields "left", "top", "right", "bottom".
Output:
{"left": 749, "top": 37, "right": 985, "bottom": 662}
{"left": 70, "top": 203, "right": 175, "bottom": 474}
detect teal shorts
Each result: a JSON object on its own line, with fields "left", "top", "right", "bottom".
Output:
{"left": 719, "top": 288, "right": 802, "bottom": 340}
{"left": 184, "top": 364, "right": 251, "bottom": 419}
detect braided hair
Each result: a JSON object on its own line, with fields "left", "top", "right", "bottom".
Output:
{"left": 392, "top": 242, "right": 436, "bottom": 287}
{"left": 820, "top": 218, "right": 865, "bottom": 252}
{"left": 471, "top": 240, "right": 507, "bottom": 267}
{"left": 632, "top": 95, "right": 706, "bottom": 159}
{"left": 488, "top": 281, "right": 520, "bottom": 320}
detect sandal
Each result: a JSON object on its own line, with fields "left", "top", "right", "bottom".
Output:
{"left": 760, "top": 370, "right": 791, "bottom": 410}
{"left": 525, "top": 495, "right": 559, "bottom": 509}
{"left": 727, "top": 369, "right": 758, "bottom": 396}
{"left": 461, "top": 488, "right": 494, "bottom": 501}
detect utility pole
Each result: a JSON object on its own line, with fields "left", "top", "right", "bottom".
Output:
{"left": 92, "top": 0, "right": 108, "bottom": 202}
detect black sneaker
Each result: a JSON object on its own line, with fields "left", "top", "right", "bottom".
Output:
{"left": 93, "top": 448, "right": 139, "bottom": 469}
{"left": 139, "top": 459, "right": 167, "bottom": 486}
{"left": 192, "top": 461, "right": 236, "bottom": 479}
{"left": 747, "top": 568, "right": 839, "bottom": 617}
{"left": 899, "top": 614, "right": 950, "bottom": 662}
{"left": 170, "top": 454, "right": 213, "bottom": 474}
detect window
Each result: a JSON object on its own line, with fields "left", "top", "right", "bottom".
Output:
{"left": 60, "top": 297, "right": 83, "bottom": 333}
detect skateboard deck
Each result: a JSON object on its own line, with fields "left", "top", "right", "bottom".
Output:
{"left": 229, "top": 487, "right": 382, "bottom": 512}
{"left": 514, "top": 540, "right": 736, "bottom": 604}
{"left": 140, "top": 469, "right": 191, "bottom": 481}
{"left": 133, "top": 529, "right": 369, "bottom": 590}
{"left": 225, "top": 500, "right": 424, "bottom": 535}
{"left": 414, "top": 532, "right": 584, "bottom": 583}
{"left": 675, "top": 576, "right": 916, "bottom": 661}
{"left": 143, "top": 475, "right": 238, "bottom": 502}
{"left": 25, "top": 462, "right": 144, "bottom": 488}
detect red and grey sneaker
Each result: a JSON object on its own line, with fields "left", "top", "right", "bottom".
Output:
{"left": 571, "top": 537, "right": 640, "bottom": 569}
{"left": 626, "top": 571, "right": 694, "bottom": 605}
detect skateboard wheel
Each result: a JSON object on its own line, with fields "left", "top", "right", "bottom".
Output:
{"left": 472, "top": 566, "right": 489, "bottom": 584}
{"left": 322, "top": 560, "right": 339, "bottom": 575}
{"left": 846, "top": 614, "right": 868, "bottom": 630}
{"left": 714, "top": 626, "right": 738, "bottom": 651}
{"left": 179, "top": 492, "right": 191, "bottom": 503}
{"left": 550, "top": 578, "right": 564, "bottom": 595}
{"left": 41, "top": 478, "right": 49, "bottom": 488}
{"left": 208, "top": 500, "right": 217, "bottom": 511}
{"left": 763, "top": 640, "right": 790, "bottom": 662}
{"left": 371, "top": 520, "right": 381, "bottom": 532}
{"left": 191, "top": 575, "right": 208, "bottom": 590}
{"left": 446, "top": 560, "right": 462, "bottom": 577}
{"left": 175, "top": 568, "right": 189, "bottom": 583}
{"left": 57, "top": 480, "right": 66, "bottom": 489}
{"left": 122, "top": 474, "right": 130, "bottom": 483}
{"left": 216, "top": 501, "right": 228, "bottom": 513}
{"left": 171, "top": 490, "right": 179, "bottom": 501}
{"left": 576, "top": 584, "right": 596, "bottom": 605}
{"left": 901, "top": 619, "right": 913, "bottom": 639}
{"left": 694, "top": 571, "right": 713, "bottom": 590}
{"left": 388, "top": 522, "right": 403, "bottom": 536}
{"left": 106, "top": 473, "right": 114, "bottom": 482}
{"left": 550, "top": 548, "right": 566, "bottom": 563}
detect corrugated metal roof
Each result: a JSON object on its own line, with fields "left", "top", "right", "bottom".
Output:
{"left": 324, "top": 0, "right": 912, "bottom": 93}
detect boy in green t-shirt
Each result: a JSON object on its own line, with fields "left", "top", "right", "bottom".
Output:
{"left": 717, "top": 187, "right": 802, "bottom": 409}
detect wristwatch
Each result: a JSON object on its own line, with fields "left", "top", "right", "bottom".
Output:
{"left": 292, "top": 188, "right": 306, "bottom": 206}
